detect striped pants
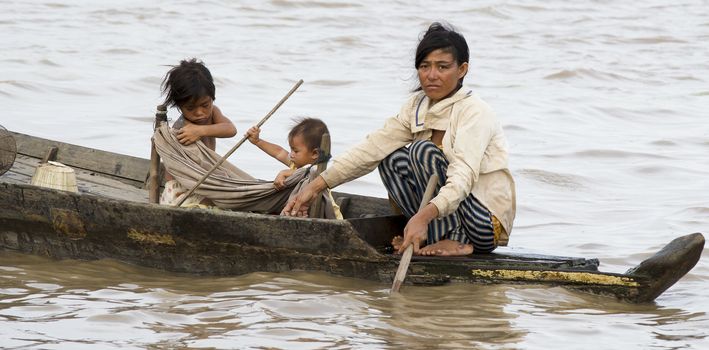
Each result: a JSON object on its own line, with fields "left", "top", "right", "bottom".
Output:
{"left": 378, "top": 141, "right": 496, "bottom": 253}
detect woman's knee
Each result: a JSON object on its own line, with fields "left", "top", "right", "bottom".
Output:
{"left": 409, "top": 140, "right": 447, "bottom": 176}
{"left": 383, "top": 146, "right": 410, "bottom": 162}
{"left": 409, "top": 140, "right": 438, "bottom": 157}
{"left": 378, "top": 148, "right": 411, "bottom": 180}
{"left": 410, "top": 140, "right": 444, "bottom": 162}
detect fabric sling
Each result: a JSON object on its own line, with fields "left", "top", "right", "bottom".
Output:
{"left": 152, "top": 123, "right": 337, "bottom": 219}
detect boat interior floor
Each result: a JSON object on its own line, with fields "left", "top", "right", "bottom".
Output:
{"left": 2, "top": 153, "right": 148, "bottom": 203}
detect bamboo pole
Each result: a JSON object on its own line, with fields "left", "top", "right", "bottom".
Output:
{"left": 174, "top": 79, "right": 304, "bottom": 207}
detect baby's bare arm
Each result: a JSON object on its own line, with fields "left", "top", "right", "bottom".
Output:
{"left": 245, "top": 126, "right": 289, "bottom": 166}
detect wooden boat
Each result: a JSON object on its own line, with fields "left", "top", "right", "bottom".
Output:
{"left": 0, "top": 131, "right": 704, "bottom": 303}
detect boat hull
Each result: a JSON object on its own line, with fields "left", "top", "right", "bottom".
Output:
{"left": 0, "top": 131, "right": 704, "bottom": 302}
{"left": 1, "top": 182, "right": 703, "bottom": 302}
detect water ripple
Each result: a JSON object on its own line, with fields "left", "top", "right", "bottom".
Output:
{"left": 544, "top": 68, "right": 635, "bottom": 82}
{"left": 517, "top": 168, "right": 586, "bottom": 189}
{"left": 270, "top": 0, "right": 363, "bottom": 9}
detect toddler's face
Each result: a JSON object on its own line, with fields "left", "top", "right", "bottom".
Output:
{"left": 179, "top": 96, "right": 213, "bottom": 125}
{"left": 288, "top": 135, "right": 317, "bottom": 168}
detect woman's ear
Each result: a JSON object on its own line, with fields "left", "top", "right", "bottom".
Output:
{"left": 458, "top": 62, "right": 469, "bottom": 79}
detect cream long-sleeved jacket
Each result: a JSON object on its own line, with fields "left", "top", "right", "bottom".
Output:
{"left": 320, "top": 88, "right": 516, "bottom": 235}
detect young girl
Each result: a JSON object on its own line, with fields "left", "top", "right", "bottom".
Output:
{"left": 246, "top": 118, "right": 342, "bottom": 219}
{"left": 159, "top": 58, "right": 237, "bottom": 206}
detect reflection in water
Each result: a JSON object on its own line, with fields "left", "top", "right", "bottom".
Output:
{"left": 374, "top": 285, "right": 525, "bottom": 348}
{"left": 0, "top": 253, "right": 527, "bottom": 349}
{"left": 2, "top": 252, "right": 707, "bottom": 349}
{"left": 506, "top": 287, "right": 709, "bottom": 349}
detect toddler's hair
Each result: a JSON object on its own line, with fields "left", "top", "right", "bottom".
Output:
{"left": 161, "top": 58, "right": 216, "bottom": 108}
{"left": 288, "top": 117, "right": 329, "bottom": 151}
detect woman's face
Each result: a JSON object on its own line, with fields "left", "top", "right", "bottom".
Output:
{"left": 417, "top": 49, "right": 468, "bottom": 103}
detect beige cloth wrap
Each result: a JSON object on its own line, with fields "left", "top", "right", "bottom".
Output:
{"left": 152, "top": 124, "right": 337, "bottom": 219}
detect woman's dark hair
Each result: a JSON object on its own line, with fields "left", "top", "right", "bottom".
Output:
{"left": 161, "top": 58, "right": 216, "bottom": 108}
{"left": 414, "top": 22, "right": 469, "bottom": 89}
{"left": 288, "top": 117, "right": 330, "bottom": 151}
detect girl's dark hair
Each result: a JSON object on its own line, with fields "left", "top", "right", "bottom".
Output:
{"left": 414, "top": 22, "right": 469, "bottom": 90}
{"left": 288, "top": 117, "right": 329, "bottom": 151}
{"left": 161, "top": 58, "right": 216, "bottom": 108}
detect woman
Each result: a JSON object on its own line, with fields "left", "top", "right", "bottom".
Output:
{"left": 283, "top": 22, "right": 516, "bottom": 256}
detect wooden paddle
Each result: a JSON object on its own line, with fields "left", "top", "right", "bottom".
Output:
{"left": 174, "top": 79, "right": 304, "bottom": 207}
{"left": 391, "top": 173, "right": 439, "bottom": 293}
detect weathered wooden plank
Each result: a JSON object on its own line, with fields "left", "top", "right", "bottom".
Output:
{"left": 0, "top": 183, "right": 382, "bottom": 260}
{"left": 12, "top": 131, "right": 150, "bottom": 185}
{"left": 0, "top": 181, "right": 703, "bottom": 302}
{"left": 348, "top": 214, "right": 600, "bottom": 271}
{"left": 3, "top": 154, "right": 148, "bottom": 202}
{"left": 0, "top": 182, "right": 605, "bottom": 275}
{"left": 349, "top": 215, "right": 407, "bottom": 249}
{"left": 332, "top": 192, "right": 392, "bottom": 218}
{"left": 0, "top": 156, "right": 33, "bottom": 185}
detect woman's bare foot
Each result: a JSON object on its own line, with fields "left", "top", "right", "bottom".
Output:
{"left": 391, "top": 235, "right": 404, "bottom": 251}
{"left": 419, "top": 239, "right": 473, "bottom": 256}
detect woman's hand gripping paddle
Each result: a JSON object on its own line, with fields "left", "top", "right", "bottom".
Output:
{"left": 391, "top": 174, "right": 439, "bottom": 294}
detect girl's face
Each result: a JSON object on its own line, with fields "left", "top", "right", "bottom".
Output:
{"left": 417, "top": 49, "right": 468, "bottom": 104}
{"left": 288, "top": 134, "right": 318, "bottom": 168}
{"left": 179, "top": 96, "right": 214, "bottom": 124}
